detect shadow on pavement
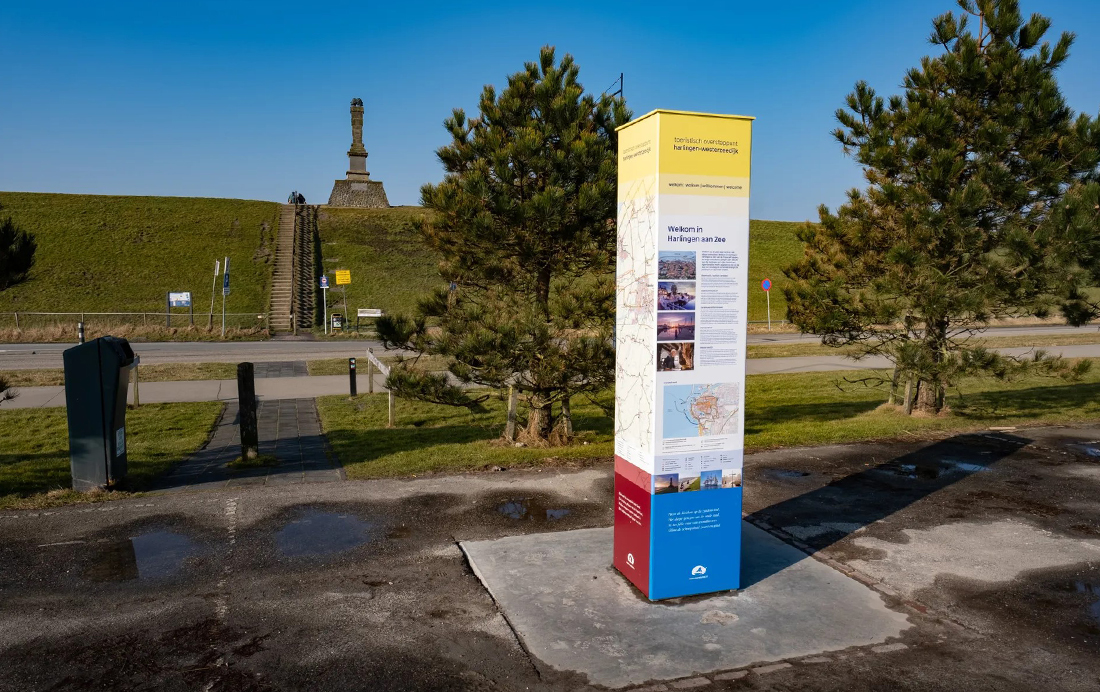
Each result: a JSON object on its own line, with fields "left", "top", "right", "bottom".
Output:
{"left": 741, "top": 432, "right": 1032, "bottom": 588}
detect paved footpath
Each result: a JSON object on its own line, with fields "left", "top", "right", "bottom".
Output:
{"left": 153, "top": 398, "right": 342, "bottom": 491}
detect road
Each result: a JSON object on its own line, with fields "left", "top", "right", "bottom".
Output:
{"left": 1, "top": 324, "right": 1097, "bottom": 370}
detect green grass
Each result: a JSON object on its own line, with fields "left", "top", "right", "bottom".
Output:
{"left": 317, "top": 360, "right": 1100, "bottom": 478}
{"left": 314, "top": 208, "right": 806, "bottom": 325}
{"left": 0, "top": 192, "right": 279, "bottom": 319}
{"left": 745, "top": 332, "right": 1100, "bottom": 359}
{"left": 315, "top": 206, "right": 442, "bottom": 323}
{"left": 747, "top": 220, "right": 805, "bottom": 323}
{"left": 0, "top": 402, "right": 222, "bottom": 509}
{"left": 4, "top": 362, "right": 239, "bottom": 387}
{"left": 318, "top": 391, "right": 614, "bottom": 478}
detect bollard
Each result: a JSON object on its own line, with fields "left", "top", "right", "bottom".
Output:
{"left": 349, "top": 357, "right": 357, "bottom": 396}
{"left": 387, "top": 390, "right": 395, "bottom": 428}
{"left": 77, "top": 321, "right": 85, "bottom": 344}
{"left": 237, "top": 362, "right": 259, "bottom": 460}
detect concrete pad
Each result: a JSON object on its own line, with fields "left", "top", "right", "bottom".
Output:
{"left": 461, "top": 525, "right": 911, "bottom": 688}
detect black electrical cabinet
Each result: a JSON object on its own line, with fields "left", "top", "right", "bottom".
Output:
{"left": 63, "top": 336, "right": 135, "bottom": 490}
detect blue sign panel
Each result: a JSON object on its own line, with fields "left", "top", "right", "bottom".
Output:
{"left": 648, "top": 487, "right": 742, "bottom": 599}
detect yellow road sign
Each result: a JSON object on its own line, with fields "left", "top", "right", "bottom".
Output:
{"left": 335, "top": 270, "right": 351, "bottom": 285}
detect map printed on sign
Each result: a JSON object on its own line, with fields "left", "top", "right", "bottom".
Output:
{"left": 663, "top": 383, "right": 740, "bottom": 439}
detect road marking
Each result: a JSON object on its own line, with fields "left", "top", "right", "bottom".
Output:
{"left": 37, "top": 540, "right": 86, "bottom": 547}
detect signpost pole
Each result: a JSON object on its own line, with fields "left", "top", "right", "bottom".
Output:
{"left": 321, "top": 275, "right": 330, "bottom": 335}
{"left": 761, "top": 278, "right": 772, "bottom": 330}
{"left": 221, "top": 257, "right": 230, "bottom": 338}
{"left": 209, "top": 259, "right": 219, "bottom": 328}
{"left": 166, "top": 292, "right": 171, "bottom": 328}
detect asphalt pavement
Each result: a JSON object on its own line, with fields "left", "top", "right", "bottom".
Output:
{"left": 1, "top": 425, "right": 1098, "bottom": 690}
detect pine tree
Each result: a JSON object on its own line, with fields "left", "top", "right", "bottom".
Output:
{"left": 0, "top": 212, "right": 37, "bottom": 290}
{"left": 376, "top": 46, "right": 630, "bottom": 443}
{"left": 784, "top": 0, "right": 1100, "bottom": 414}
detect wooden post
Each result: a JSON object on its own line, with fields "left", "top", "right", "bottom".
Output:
{"left": 387, "top": 391, "right": 396, "bottom": 428}
{"left": 132, "top": 361, "right": 140, "bottom": 407}
{"left": 561, "top": 395, "right": 573, "bottom": 438}
{"left": 237, "top": 362, "right": 259, "bottom": 459}
{"left": 14, "top": 312, "right": 18, "bottom": 329}
{"left": 503, "top": 385, "right": 518, "bottom": 441}
{"left": 903, "top": 376, "right": 914, "bottom": 416}
{"left": 887, "top": 366, "right": 899, "bottom": 406}
{"left": 367, "top": 359, "right": 374, "bottom": 394}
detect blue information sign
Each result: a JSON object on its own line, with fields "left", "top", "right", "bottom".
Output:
{"left": 320, "top": 275, "right": 329, "bottom": 289}
{"left": 222, "top": 259, "right": 231, "bottom": 296}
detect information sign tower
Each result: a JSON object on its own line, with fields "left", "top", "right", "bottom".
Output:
{"left": 613, "top": 110, "right": 753, "bottom": 599}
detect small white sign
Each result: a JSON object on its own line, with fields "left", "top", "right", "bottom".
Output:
{"left": 168, "top": 291, "right": 192, "bottom": 307}
{"left": 365, "top": 350, "right": 390, "bottom": 376}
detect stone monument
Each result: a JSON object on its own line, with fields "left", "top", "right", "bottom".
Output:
{"left": 328, "top": 98, "right": 389, "bottom": 207}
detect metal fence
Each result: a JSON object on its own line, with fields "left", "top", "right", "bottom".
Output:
{"left": 0, "top": 311, "right": 268, "bottom": 331}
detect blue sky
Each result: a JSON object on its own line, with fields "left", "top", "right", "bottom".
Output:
{"left": 2, "top": 0, "right": 1098, "bottom": 222}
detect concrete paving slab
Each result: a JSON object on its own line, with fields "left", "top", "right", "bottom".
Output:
{"left": 461, "top": 525, "right": 911, "bottom": 688}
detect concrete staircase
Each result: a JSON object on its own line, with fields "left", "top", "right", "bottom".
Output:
{"left": 268, "top": 204, "right": 296, "bottom": 333}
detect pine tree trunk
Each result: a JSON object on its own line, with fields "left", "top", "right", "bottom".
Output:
{"left": 560, "top": 396, "right": 573, "bottom": 437}
{"left": 523, "top": 392, "right": 554, "bottom": 443}
{"left": 903, "top": 377, "right": 914, "bottom": 415}
{"left": 888, "top": 367, "right": 899, "bottom": 405}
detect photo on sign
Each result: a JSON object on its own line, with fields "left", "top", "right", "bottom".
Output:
{"left": 678, "top": 474, "right": 701, "bottom": 492}
{"left": 658, "top": 251, "right": 696, "bottom": 280}
{"left": 657, "top": 342, "right": 694, "bottom": 372}
{"left": 700, "top": 469, "right": 722, "bottom": 490}
{"left": 654, "top": 473, "right": 679, "bottom": 494}
{"left": 658, "top": 281, "right": 695, "bottom": 310}
{"left": 721, "top": 470, "right": 743, "bottom": 488}
{"left": 657, "top": 311, "right": 695, "bottom": 341}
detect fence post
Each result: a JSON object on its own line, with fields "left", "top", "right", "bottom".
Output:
{"left": 367, "top": 359, "right": 374, "bottom": 394}
{"left": 14, "top": 312, "right": 18, "bottom": 329}
{"left": 387, "top": 391, "right": 395, "bottom": 428}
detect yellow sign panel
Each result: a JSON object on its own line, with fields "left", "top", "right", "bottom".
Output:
{"left": 618, "top": 109, "right": 753, "bottom": 198}
{"left": 334, "top": 270, "right": 351, "bottom": 285}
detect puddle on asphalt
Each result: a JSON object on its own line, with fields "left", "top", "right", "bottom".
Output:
{"left": 765, "top": 469, "right": 811, "bottom": 479}
{"left": 885, "top": 458, "right": 990, "bottom": 480}
{"left": 1074, "top": 582, "right": 1100, "bottom": 624}
{"left": 85, "top": 531, "right": 196, "bottom": 582}
{"left": 276, "top": 510, "right": 376, "bottom": 558}
{"left": 496, "top": 499, "right": 572, "bottom": 523}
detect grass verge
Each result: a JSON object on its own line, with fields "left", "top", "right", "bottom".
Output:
{"left": 746, "top": 332, "right": 1100, "bottom": 359}
{"left": 4, "top": 362, "right": 240, "bottom": 387}
{"left": 306, "top": 354, "right": 451, "bottom": 376}
{"left": 317, "top": 360, "right": 1100, "bottom": 478}
{"left": 0, "top": 402, "right": 223, "bottom": 510}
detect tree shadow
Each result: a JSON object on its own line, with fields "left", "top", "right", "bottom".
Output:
{"left": 741, "top": 431, "right": 1032, "bottom": 588}
{"left": 744, "top": 398, "right": 883, "bottom": 435}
